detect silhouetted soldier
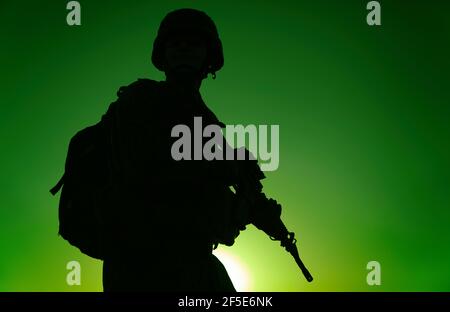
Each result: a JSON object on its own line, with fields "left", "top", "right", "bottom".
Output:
{"left": 101, "top": 8, "right": 241, "bottom": 291}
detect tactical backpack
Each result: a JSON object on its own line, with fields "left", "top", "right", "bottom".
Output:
{"left": 50, "top": 79, "right": 166, "bottom": 260}
{"left": 50, "top": 116, "right": 112, "bottom": 260}
{"left": 50, "top": 79, "right": 162, "bottom": 260}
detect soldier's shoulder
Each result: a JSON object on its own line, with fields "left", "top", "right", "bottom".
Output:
{"left": 116, "top": 78, "right": 162, "bottom": 99}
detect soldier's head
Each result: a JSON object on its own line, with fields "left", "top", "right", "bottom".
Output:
{"left": 152, "top": 9, "right": 224, "bottom": 83}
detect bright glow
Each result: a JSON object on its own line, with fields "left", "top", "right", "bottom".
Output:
{"left": 213, "top": 249, "right": 252, "bottom": 291}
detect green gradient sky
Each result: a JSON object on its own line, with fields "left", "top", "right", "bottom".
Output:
{"left": 1, "top": 0, "right": 449, "bottom": 291}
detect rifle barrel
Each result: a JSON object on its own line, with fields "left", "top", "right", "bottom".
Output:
{"left": 289, "top": 244, "right": 313, "bottom": 282}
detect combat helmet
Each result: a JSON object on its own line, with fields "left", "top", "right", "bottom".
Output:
{"left": 151, "top": 8, "right": 224, "bottom": 78}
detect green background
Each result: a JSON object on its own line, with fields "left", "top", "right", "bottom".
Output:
{"left": 1, "top": 0, "right": 449, "bottom": 291}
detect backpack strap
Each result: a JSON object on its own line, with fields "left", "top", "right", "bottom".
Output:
{"left": 49, "top": 78, "right": 160, "bottom": 196}
{"left": 50, "top": 174, "right": 65, "bottom": 195}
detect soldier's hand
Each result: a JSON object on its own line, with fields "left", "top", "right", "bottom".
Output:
{"left": 213, "top": 224, "right": 243, "bottom": 247}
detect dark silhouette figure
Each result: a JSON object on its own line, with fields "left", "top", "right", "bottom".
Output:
{"left": 51, "top": 8, "right": 312, "bottom": 292}
{"left": 100, "top": 8, "right": 240, "bottom": 291}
